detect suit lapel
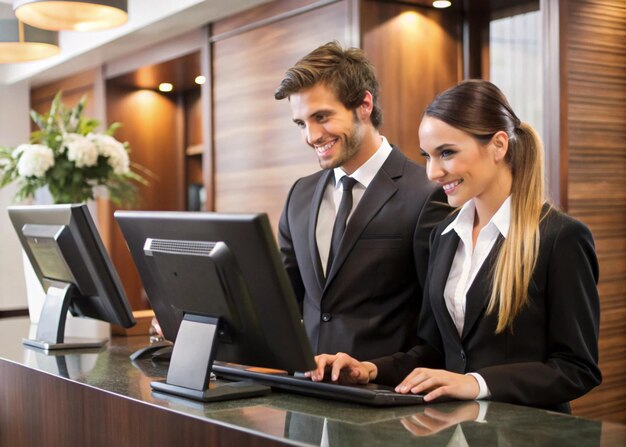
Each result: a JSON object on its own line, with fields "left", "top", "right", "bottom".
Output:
{"left": 324, "top": 149, "right": 402, "bottom": 287}
{"left": 461, "top": 235, "right": 504, "bottom": 340}
{"left": 309, "top": 170, "right": 333, "bottom": 289}
{"left": 429, "top": 230, "right": 462, "bottom": 341}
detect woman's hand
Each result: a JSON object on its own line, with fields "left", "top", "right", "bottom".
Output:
{"left": 395, "top": 368, "right": 480, "bottom": 402}
{"left": 305, "top": 352, "right": 377, "bottom": 384}
{"left": 400, "top": 401, "right": 480, "bottom": 436}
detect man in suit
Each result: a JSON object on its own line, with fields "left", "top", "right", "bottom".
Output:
{"left": 274, "top": 41, "right": 450, "bottom": 360}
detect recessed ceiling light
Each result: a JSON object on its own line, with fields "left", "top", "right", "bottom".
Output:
{"left": 194, "top": 75, "right": 206, "bottom": 85}
{"left": 433, "top": 1, "right": 452, "bottom": 8}
{"left": 158, "top": 83, "right": 173, "bottom": 92}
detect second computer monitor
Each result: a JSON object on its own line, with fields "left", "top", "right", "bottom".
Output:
{"left": 9, "top": 204, "right": 135, "bottom": 350}
{"left": 115, "top": 211, "right": 315, "bottom": 401}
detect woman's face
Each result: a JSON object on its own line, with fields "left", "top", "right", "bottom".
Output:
{"left": 418, "top": 116, "right": 509, "bottom": 208}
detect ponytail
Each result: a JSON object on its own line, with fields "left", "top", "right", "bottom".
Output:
{"left": 488, "top": 122, "right": 546, "bottom": 332}
{"left": 425, "top": 80, "right": 548, "bottom": 332}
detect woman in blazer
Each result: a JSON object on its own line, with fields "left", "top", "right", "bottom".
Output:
{"left": 308, "top": 80, "right": 602, "bottom": 412}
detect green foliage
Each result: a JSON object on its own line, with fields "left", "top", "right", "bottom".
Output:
{"left": 0, "top": 91, "right": 148, "bottom": 205}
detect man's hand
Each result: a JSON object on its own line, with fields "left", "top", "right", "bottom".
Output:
{"left": 304, "top": 352, "right": 378, "bottom": 384}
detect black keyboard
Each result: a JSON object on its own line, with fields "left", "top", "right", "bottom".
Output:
{"left": 212, "top": 363, "right": 425, "bottom": 407}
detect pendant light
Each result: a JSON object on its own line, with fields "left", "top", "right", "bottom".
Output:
{"left": 13, "top": 0, "right": 128, "bottom": 32}
{"left": 0, "top": 18, "right": 59, "bottom": 63}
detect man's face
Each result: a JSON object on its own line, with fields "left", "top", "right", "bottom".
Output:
{"left": 289, "top": 84, "right": 365, "bottom": 172}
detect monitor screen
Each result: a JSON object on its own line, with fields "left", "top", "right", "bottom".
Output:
{"left": 8, "top": 204, "right": 135, "bottom": 350}
{"left": 115, "top": 211, "right": 316, "bottom": 402}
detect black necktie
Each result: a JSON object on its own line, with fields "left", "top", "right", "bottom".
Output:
{"left": 327, "top": 176, "right": 358, "bottom": 275}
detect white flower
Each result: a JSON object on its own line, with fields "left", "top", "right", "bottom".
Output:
{"left": 15, "top": 144, "right": 54, "bottom": 178}
{"left": 90, "top": 134, "right": 130, "bottom": 174}
{"left": 64, "top": 133, "right": 98, "bottom": 167}
{"left": 12, "top": 145, "right": 25, "bottom": 158}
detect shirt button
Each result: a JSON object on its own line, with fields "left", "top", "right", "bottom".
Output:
{"left": 321, "top": 313, "right": 332, "bottom": 322}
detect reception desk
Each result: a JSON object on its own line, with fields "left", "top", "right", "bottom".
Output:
{"left": 1, "top": 317, "right": 624, "bottom": 446}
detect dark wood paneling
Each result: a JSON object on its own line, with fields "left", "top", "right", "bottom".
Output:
{"left": 562, "top": 0, "right": 626, "bottom": 423}
{"left": 463, "top": 6, "right": 491, "bottom": 79}
{"left": 105, "top": 85, "right": 186, "bottom": 309}
{"left": 0, "top": 359, "right": 287, "bottom": 447}
{"left": 361, "top": 0, "right": 461, "bottom": 164}
{"left": 212, "top": 1, "right": 350, "bottom": 232}
{"left": 184, "top": 88, "right": 204, "bottom": 196}
{"left": 185, "top": 88, "right": 203, "bottom": 148}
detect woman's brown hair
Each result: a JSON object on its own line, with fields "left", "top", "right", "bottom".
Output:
{"left": 426, "top": 79, "right": 546, "bottom": 332}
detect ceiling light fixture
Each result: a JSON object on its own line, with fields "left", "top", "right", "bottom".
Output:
{"left": 13, "top": 0, "right": 128, "bottom": 32}
{"left": 158, "top": 83, "right": 173, "bottom": 92}
{"left": 194, "top": 75, "right": 206, "bottom": 85}
{"left": 0, "top": 18, "right": 59, "bottom": 63}
{"left": 432, "top": 1, "right": 452, "bottom": 8}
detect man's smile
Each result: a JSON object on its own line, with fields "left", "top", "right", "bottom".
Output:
{"left": 314, "top": 138, "right": 338, "bottom": 157}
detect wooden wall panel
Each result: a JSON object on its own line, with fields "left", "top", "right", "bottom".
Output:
{"left": 105, "top": 85, "right": 185, "bottom": 309}
{"left": 361, "top": 0, "right": 461, "bottom": 164}
{"left": 30, "top": 69, "right": 99, "bottom": 123}
{"left": 212, "top": 0, "right": 323, "bottom": 37}
{"left": 562, "top": 0, "right": 626, "bottom": 423}
{"left": 212, "top": 1, "right": 350, "bottom": 232}
{"left": 185, "top": 89, "right": 203, "bottom": 148}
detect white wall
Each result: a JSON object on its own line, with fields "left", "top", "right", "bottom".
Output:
{"left": 0, "top": 81, "right": 30, "bottom": 310}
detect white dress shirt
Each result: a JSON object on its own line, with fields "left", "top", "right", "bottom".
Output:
{"left": 316, "top": 137, "right": 393, "bottom": 275}
{"left": 440, "top": 196, "right": 511, "bottom": 400}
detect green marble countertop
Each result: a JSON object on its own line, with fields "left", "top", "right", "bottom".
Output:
{"left": 2, "top": 317, "right": 625, "bottom": 446}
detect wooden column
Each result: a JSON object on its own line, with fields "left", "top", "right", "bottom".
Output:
{"left": 211, "top": 0, "right": 353, "bottom": 232}
{"left": 361, "top": 0, "right": 461, "bottom": 163}
{"left": 556, "top": 0, "right": 626, "bottom": 423}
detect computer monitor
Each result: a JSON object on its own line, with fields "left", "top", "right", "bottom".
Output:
{"left": 115, "top": 211, "right": 316, "bottom": 402}
{"left": 8, "top": 204, "right": 135, "bottom": 350}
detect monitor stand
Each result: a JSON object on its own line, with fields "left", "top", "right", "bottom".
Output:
{"left": 22, "top": 281, "right": 107, "bottom": 351}
{"left": 150, "top": 313, "right": 270, "bottom": 402}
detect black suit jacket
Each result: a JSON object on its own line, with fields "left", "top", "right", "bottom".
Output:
{"left": 278, "top": 147, "right": 450, "bottom": 359}
{"left": 372, "top": 206, "right": 602, "bottom": 412}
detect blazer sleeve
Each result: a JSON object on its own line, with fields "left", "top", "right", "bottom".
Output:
{"left": 478, "top": 216, "right": 602, "bottom": 407}
{"left": 371, "top": 221, "right": 449, "bottom": 386}
{"left": 278, "top": 180, "right": 305, "bottom": 312}
{"left": 370, "top": 328, "right": 445, "bottom": 386}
